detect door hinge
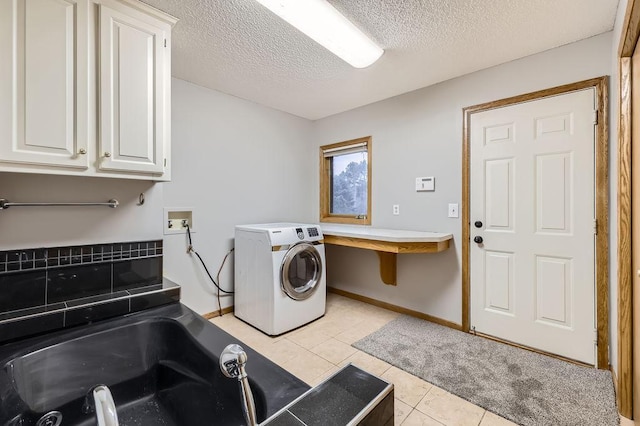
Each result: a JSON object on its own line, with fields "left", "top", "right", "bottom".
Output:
{"left": 592, "top": 110, "right": 598, "bottom": 125}
{"left": 164, "top": 158, "right": 167, "bottom": 167}
{"left": 593, "top": 329, "right": 598, "bottom": 344}
{"left": 164, "top": 39, "right": 167, "bottom": 48}
{"left": 593, "top": 218, "right": 598, "bottom": 235}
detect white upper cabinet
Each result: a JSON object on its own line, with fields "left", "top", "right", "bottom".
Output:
{"left": 0, "top": 0, "right": 90, "bottom": 169}
{"left": 0, "top": 0, "right": 176, "bottom": 180}
{"left": 99, "top": 0, "right": 168, "bottom": 174}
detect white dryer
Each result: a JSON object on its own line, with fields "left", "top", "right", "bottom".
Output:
{"left": 234, "top": 223, "right": 326, "bottom": 335}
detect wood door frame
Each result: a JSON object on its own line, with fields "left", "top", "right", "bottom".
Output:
{"left": 461, "top": 77, "right": 610, "bottom": 369}
{"left": 617, "top": 0, "right": 640, "bottom": 417}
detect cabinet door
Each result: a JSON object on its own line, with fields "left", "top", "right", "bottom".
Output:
{"left": 0, "top": 0, "right": 90, "bottom": 169}
{"left": 99, "top": 2, "right": 166, "bottom": 174}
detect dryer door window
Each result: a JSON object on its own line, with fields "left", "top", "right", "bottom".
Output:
{"left": 281, "top": 243, "right": 322, "bottom": 301}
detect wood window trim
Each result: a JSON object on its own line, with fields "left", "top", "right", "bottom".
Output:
{"left": 319, "top": 136, "right": 372, "bottom": 225}
{"left": 461, "top": 77, "right": 610, "bottom": 370}
{"left": 617, "top": 0, "right": 640, "bottom": 417}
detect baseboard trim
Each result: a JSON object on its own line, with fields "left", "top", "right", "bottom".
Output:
{"left": 202, "top": 306, "right": 234, "bottom": 319}
{"left": 610, "top": 365, "right": 623, "bottom": 416}
{"left": 327, "top": 287, "right": 462, "bottom": 331}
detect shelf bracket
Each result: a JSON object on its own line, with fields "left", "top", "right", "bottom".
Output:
{"left": 376, "top": 251, "right": 397, "bottom": 286}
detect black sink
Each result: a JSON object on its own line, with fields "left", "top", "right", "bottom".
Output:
{"left": 0, "top": 303, "right": 309, "bottom": 426}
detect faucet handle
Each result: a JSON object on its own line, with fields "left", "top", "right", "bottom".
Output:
{"left": 220, "top": 344, "right": 257, "bottom": 426}
{"left": 223, "top": 359, "right": 240, "bottom": 378}
{"left": 220, "top": 344, "right": 247, "bottom": 379}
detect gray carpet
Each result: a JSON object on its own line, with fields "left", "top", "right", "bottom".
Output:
{"left": 353, "top": 315, "right": 618, "bottom": 426}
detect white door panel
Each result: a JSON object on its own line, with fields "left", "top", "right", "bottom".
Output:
{"left": 485, "top": 158, "right": 515, "bottom": 231}
{"left": 99, "top": 1, "right": 165, "bottom": 173}
{"left": 470, "top": 88, "right": 596, "bottom": 364}
{"left": 0, "top": 0, "right": 89, "bottom": 168}
{"left": 535, "top": 255, "right": 573, "bottom": 327}
{"left": 484, "top": 250, "right": 515, "bottom": 316}
{"left": 536, "top": 153, "right": 572, "bottom": 233}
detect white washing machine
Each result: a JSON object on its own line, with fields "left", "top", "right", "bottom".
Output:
{"left": 234, "top": 223, "right": 326, "bottom": 335}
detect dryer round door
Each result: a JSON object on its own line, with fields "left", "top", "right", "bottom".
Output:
{"left": 280, "top": 243, "right": 323, "bottom": 301}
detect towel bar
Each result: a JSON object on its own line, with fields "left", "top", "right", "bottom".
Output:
{"left": 0, "top": 199, "right": 119, "bottom": 210}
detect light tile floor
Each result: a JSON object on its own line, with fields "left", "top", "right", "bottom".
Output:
{"left": 210, "top": 293, "right": 519, "bottom": 426}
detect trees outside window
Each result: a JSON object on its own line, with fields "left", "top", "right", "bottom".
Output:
{"left": 320, "top": 137, "right": 371, "bottom": 225}
{"left": 331, "top": 155, "right": 367, "bottom": 215}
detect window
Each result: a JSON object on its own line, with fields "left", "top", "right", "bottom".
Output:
{"left": 320, "top": 136, "right": 371, "bottom": 225}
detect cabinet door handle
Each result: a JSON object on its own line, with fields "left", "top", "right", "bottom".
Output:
{"left": 78, "top": 148, "right": 87, "bottom": 155}
{"left": 104, "top": 152, "right": 111, "bottom": 158}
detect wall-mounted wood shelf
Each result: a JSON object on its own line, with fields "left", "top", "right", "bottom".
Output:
{"left": 321, "top": 225, "right": 453, "bottom": 286}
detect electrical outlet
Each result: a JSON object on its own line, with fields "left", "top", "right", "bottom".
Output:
{"left": 448, "top": 203, "right": 459, "bottom": 218}
{"left": 393, "top": 204, "right": 400, "bottom": 215}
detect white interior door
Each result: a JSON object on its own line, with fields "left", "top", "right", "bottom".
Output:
{"left": 470, "top": 88, "right": 596, "bottom": 365}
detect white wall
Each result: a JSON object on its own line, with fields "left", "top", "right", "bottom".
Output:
{"left": 0, "top": 173, "right": 162, "bottom": 249}
{"left": 312, "top": 32, "right": 614, "bottom": 326}
{"left": 162, "top": 79, "right": 315, "bottom": 315}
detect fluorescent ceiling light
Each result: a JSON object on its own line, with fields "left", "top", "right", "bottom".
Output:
{"left": 255, "top": 0, "right": 384, "bottom": 68}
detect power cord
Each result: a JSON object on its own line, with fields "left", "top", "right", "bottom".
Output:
{"left": 185, "top": 223, "right": 234, "bottom": 317}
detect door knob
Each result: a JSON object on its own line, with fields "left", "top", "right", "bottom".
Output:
{"left": 474, "top": 221, "right": 483, "bottom": 228}
{"left": 474, "top": 236, "right": 483, "bottom": 244}
{"left": 104, "top": 152, "right": 111, "bottom": 158}
{"left": 78, "top": 148, "right": 86, "bottom": 155}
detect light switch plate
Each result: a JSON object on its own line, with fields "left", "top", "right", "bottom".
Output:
{"left": 416, "top": 177, "right": 435, "bottom": 191}
{"left": 448, "top": 203, "right": 459, "bottom": 218}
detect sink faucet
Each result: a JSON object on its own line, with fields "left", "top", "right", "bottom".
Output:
{"left": 82, "top": 385, "right": 119, "bottom": 426}
{"left": 220, "top": 344, "right": 257, "bottom": 426}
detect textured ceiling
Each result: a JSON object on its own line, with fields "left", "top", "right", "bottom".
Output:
{"left": 141, "top": 0, "right": 619, "bottom": 120}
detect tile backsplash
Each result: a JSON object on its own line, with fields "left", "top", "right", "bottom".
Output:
{"left": 0, "top": 241, "right": 163, "bottom": 273}
{"left": 0, "top": 240, "right": 163, "bottom": 313}
{"left": 0, "top": 240, "right": 178, "bottom": 343}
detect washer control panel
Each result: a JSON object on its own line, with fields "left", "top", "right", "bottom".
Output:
{"left": 263, "top": 224, "right": 324, "bottom": 246}
{"left": 296, "top": 227, "right": 320, "bottom": 240}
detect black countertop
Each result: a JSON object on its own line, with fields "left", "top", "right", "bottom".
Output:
{"left": 264, "top": 364, "right": 393, "bottom": 426}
